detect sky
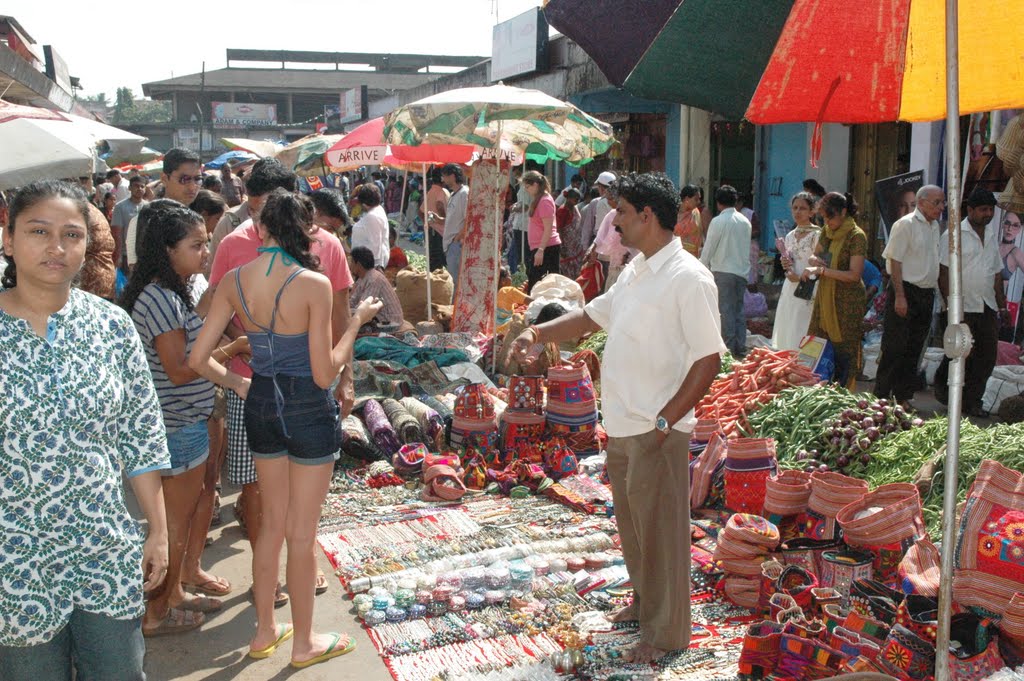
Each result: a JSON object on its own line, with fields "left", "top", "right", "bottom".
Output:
{"left": 11, "top": 0, "right": 545, "bottom": 100}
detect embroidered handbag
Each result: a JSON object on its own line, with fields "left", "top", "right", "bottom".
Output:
{"left": 393, "top": 443, "right": 428, "bottom": 477}
{"left": 738, "top": 621, "right": 785, "bottom": 679}
{"left": 545, "top": 362, "right": 600, "bottom": 457}
{"left": 690, "top": 432, "right": 727, "bottom": 510}
{"left": 898, "top": 537, "right": 942, "bottom": 597}
{"left": 779, "top": 537, "right": 842, "bottom": 576}
{"left": 953, "top": 459, "right": 1024, "bottom": 617}
{"left": 819, "top": 548, "right": 874, "bottom": 599}
{"left": 723, "top": 438, "right": 777, "bottom": 515}
{"left": 763, "top": 470, "right": 813, "bottom": 541}
{"left": 507, "top": 374, "right": 546, "bottom": 414}
{"left": 498, "top": 409, "right": 546, "bottom": 456}
{"left": 462, "top": 455, "right": 488, "bottom": 491}
{"left": 837, "top": 482, "right": 928, "bottom": 585}
{"left": 875, "top": 624, "right": 936, "bottom": 681}
{"left": 799, "top": 471, "right": 868, "bottom": 541}
{"left": 421, "top": 464, "right": 467, "bottom": 502}
{"left": 849, "top": 579, "right": 905, "bottom": 625}
{"left": 543, "top": 439, "right": 578, "bottom": 481}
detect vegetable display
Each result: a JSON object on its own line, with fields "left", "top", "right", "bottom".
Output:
{"left": 577, "top": 330, "right": 607, "bottom": 359}
{"left": 742, "top": 386, "right": 861, "bottom": 462}
{"left": 695, "top": 348, "right": 820, "bottom": 437}
{"left": 793, "top": 397, "right": 923, "bottom": 476}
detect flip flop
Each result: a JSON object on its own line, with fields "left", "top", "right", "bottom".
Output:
{"left": 248, "top": 623, "right": 294, "bottom": 659}
{"left": 182, "top": 576, "right": 232, "bottom": 596}
{"left": 249, "top": 584, "right": 289, "bottom": 608}
{"left": 290, "top": 633, "right": 356, "bottom": 669}
{"left": 315, "top": 569, "right": 330, "bottom": 596}
{"left": 143, "top": 608, "right": 204, "bottom": 638}
{"left": 176, "top": 594, "right": 223, "bottom": 613}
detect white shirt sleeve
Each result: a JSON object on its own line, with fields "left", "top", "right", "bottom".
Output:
{"left": 680, "top": 275, "right": 728, "bottom": 361}
{"left": 700, "top": 218, "right": 721, "bottom": 269}
{"left": 125, "top": 216, "right": 139, "bottom": 266}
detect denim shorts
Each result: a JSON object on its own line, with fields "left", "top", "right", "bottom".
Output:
{"left": 244, "top": 374, "right": 342, "bottom": 466}
{"left": 164, "top": 420, "right": 210, "bottom": 477}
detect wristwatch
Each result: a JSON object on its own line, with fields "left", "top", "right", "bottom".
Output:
{"left": 655, "top": 415, "right": 671, "bottom": 434}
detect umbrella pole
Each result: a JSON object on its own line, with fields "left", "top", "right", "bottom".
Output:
{"left": 423, "top": 163, "right": 433, "bottom": 322}
{"left": 399, "top": 168, "right": 408, "bottom": 226}
{"left": 935, "top": 1, "right": 965, "bottom": 680}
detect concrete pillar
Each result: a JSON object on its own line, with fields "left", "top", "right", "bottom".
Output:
{"left": 287, "top": 93, "right": 294, "bottom": 124}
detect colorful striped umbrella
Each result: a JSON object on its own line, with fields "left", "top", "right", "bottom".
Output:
{"left": 544, "top": 0, "right": 1024, "bottom": 125}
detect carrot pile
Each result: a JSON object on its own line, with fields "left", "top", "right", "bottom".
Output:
{"left": 696, "top": 347, "right": 821, "bottom": 437}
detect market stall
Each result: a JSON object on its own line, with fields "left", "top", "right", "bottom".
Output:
{"left": 314, "top": 296, "right": 1024, "bottom": 680}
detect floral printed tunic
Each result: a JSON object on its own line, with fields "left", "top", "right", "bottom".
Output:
{"left": 0, "top": 289, "right": 170, "bottom": 646}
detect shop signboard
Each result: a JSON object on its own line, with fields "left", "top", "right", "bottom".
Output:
{"left": 211, "top": 102, "right": 277, "bottom": 128}
{"left": 491, "top": 8, "right": 549, "bottom": 82}
{"left": 338, "top": 86, "right": 367, "bottom": 125}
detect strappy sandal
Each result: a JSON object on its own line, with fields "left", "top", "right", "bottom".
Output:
{"left": 316, "top": 569, "right": 330, "bottom": 596}
{"left": 249, "top": 583, "right": 289, "bottom": 608}
{"left": 143, "top": 608, "right": 204, "bottom": 637}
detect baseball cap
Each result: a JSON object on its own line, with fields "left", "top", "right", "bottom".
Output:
{"left": 596, "top": 171, "right": 616, "bottom": 186}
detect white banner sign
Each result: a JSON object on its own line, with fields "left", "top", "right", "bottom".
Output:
{"left": 211, "top": 102, "right": 277, "bottom": 128}
{"left": 492, "top": 8, "right": 547, "bottom": 81}
{"left": 326, "top": 145, "right": 386, "bottom": 168}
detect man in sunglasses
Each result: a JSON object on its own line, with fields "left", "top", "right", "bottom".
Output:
{"left": 124, "top": 148, "right": 203, "bottom": 269}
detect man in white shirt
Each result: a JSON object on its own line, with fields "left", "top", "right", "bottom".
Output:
{"left": 584, "top": 171, "right": 617, "bottom": 276}
{"left": 429, "top": 163, "right": 469, "bottom": 287}
{"left": 351, "top": 183, "right": 390, "bottom": 269}
{"left": 933, "top": 188, "right": 1006, "bottom": 415}
{"left": 554, "top": 172, "right": 585, "bottom": 207}
{"left": 875, "top": 185, "right": 944, "bottom": 405}
{"left": 507, "top": 168, "right": 531, "bottom": 275}
{"left": 700, "top": 185, "right": 752, "bottom": 357}
{"left": 510, "top": 172, "right": 724, "bottom": 663}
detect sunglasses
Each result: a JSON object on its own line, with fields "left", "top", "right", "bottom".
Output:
{"left": 173, "top": 174, "right": 205, "bottom": 185}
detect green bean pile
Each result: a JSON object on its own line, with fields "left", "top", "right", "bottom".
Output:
{"left": 743, "top": 386, "right": 861, "bottom": 463}
{"left": 577, "top": 330, "right": 607, "bottom": 358}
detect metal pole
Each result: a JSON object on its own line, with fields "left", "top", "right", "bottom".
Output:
{"left": 423, "top": 163, "right": 433, "bottom": 321}
{"left": 936, "top": 1, "right": 964, "bottom": 679}
{"left": 399, "top": 168, "right": 409, "bottom": 228}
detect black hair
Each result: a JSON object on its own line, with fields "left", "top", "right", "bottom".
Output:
{"left": 259, "top": 188, "right": 320, "bottom": 272}
{"left": 350, "top": 245, "right": 375, "bottom": 271}
{"left": 534, "top": 302, "right": 568, "bottom": 324}
{"left": 245, "top": 157, "right": 297, "bottom": 196}
{"left": 499, "top": 265, "right": 510, "bottom": 280}
{"left": 106, "top": 169, "right": 121, "bottom": 180}
{"left": 120, "top": 200, "right": 204, "bottom": 314}
{"left": 310, "top": 188, "right": 351, "bottom": 227}
{"left": 564, "top": 188, "right": 582, "bottom": 202}
{"left": 201, "top": 175, "right": 222, "bottom": 191}
{"left": 821, "top": 191, "right": 859, "bottom": 220}
{"left": 162, "top": 147, "right": 201, "bottom": 176}
{"left": 128, "top": 175, "right": 146, "bottom": 186}
{"left": 389, "top": 223, "right": 398, "bottom": 241}
{"left": 803, "top": 178, "right": 827, "bottom": 197}
{"left": 356, "top": 183, "right": 382, "bottom": 207}
{"left": 966, "top": 188, "right": 998, "bottom": 208}
{"left": 715, "top": 185, "right": 739, "bottom": 208}
{"left": 680, "top": 184, "right": 701, "bottom": 201}
{"left": 429, "top": 168, "right": 443, "bottom": 184}
{"left": 103, "top": 191, "right": 116, "bottom": 203}
{"left": 614, "top": 172, "right": 680, "bottom": 231}
{"left": 586, "top": 187, "right": 600, "bottom": 200}
{"left": 791, "top": 191, "right": 817, "bottom": 209}
{"left": 570, "top": 174, "right": 584, "bottom": 185}
{"left": 190, "top": 189, "right": 228, "bottom": 218}
{"left": 3, "top": 180, "right": 92, "bottom": 289}
{"left": 440, "top": 164, "right": 464, "bottom": 184}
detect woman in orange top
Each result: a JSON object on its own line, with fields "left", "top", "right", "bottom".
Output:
{"left": 674, "top": 184, "right": 703, "bottom": 257}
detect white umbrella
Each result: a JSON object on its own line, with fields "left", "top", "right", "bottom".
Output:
{"left": 0, "top": 101, "right": 146, "bottom": 190}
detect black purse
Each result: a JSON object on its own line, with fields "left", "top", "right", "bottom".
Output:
{"left": 793, "top": 278, "right": 816, "bottom": 300}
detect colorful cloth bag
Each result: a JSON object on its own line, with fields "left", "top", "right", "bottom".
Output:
{"left": 763, "top": 470, "right": 812, "bottom": 540}
{"left": 498, "top": 408, "right": 546, "bottom": 456}
{"left": 545, "top": 362, "right": 600, "bottom": 458}
{"left": 690, "top": 432, "right": 727, "bottom": 510}
{"left": 953, "top": 459, "right": 1024, "bottom": 617}
{"left": 898, "top": 537, "right": 942, "bottom": 597}
{"left": 507, "top": 375, "right": 545, "bottom": 414}
{"left": 723, "top": 438, "right": 777, "bottom": 515}
{"left": 449, "top": 384, "right": 499, "bottom": 452}
{"left": 837, "top": 482, "right": 927, "bottom": 585}
{"left": 800, "top": 471, "right": 868, "bottom": 541}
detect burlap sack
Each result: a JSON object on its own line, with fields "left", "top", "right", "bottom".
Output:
{"left": 396, "top": 268, "right": 454, "bottom": 324}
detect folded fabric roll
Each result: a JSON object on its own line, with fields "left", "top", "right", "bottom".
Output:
{"left": 340, "top": 414, "right": 386, "bottom": 461}
{"left": 362, "top": 398, "right": 402, "bottom": 456}
{"left": 400, "top": 397, "right": 444, "bottom": 447}
{"left": 420, "top": 394, "right": 453, "bottom": 420}
{"left": 382, "top": 398, "right": 425, "bottom": 445}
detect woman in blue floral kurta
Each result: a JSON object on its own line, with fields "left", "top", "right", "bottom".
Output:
{"left": 0, "top": 181, "right": 172, "bottom": 679}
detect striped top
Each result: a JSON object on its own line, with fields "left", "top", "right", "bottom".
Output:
{"left": 130, "top": 280, "right": 214, "bottom": 432}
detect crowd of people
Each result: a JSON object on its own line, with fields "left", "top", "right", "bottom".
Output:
{"left": 0, "top": 141, "right": 1009, "bottom": 675}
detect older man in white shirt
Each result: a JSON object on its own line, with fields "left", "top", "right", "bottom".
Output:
{"left": 933, "top": 188, "right": 1007, "bottom": 415}
{"left": 700, "top": 185, "right": 751, "bottom": 357}
{"left": 875, "top": 184, "right": 944, "bottom": 405}
{"left": 510, "top": 172, "right": 724, "bottom": 664}
{"left": 351, "top": 183, "right": 390, "bottom": 269}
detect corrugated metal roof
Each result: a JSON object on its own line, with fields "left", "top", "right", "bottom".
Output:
{"left": 143, "top": 67, "right": 440, "bottom": 96}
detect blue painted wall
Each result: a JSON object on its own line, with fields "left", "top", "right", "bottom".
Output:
{"left": 762, "top": 124, "right": 809, "bottom": 250}
{"left": 665, "top": 105, "right": 681, "bottom": 186}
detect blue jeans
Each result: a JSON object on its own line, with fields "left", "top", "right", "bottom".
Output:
{"left": 714, "top": 271, "right": 747, "bottom": 357}
{"left": 446, "top": 242, "right": 463, "bottom": 289}
{"left": 245, "top": 374, "right": 342, "bottom": 466}
{"left": 507, "top": 229, "right": 527, "bottom": 276}
{"left": 0, "top": 611, "right": 145, "bottom": 681}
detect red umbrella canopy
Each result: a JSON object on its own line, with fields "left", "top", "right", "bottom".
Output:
{"left": 325, "top": 117, "right": 474, "bottom": 168}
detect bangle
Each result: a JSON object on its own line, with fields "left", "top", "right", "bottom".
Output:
{"left": 527, "top": 325, "right": 541, "bottom": 343}
{"left": 214, "top": 347, "right": 230, "bottom": 362}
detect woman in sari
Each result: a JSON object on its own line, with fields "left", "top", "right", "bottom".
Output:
{"left": 674, "top": 184, "right": 703, "bottom": 257}
{"left": 557, "top": 188, "right": 585, "bottom": 278}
